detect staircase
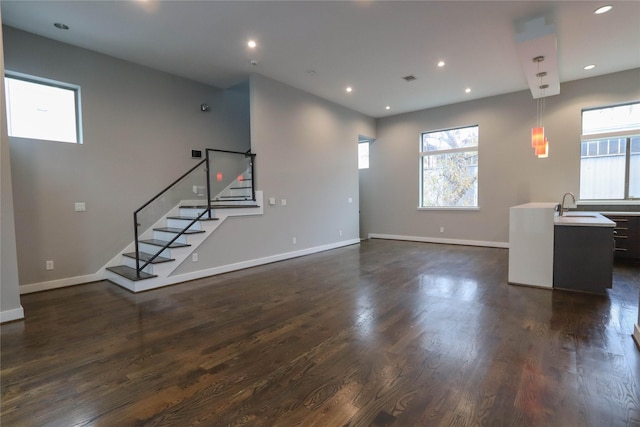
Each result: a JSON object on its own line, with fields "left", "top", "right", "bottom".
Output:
{"left": 106, "top": 192, "right": 263, "bottom": 292}
{"left": 105, "top": 149, "right": 262, "bottom": 292}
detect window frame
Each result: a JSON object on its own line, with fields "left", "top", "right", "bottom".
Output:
{"left": 579, "top": 101, "right": 640, "bottom": 201}
{"left": 4, "top": 71, "right": 83, "bottom": 144}
{"left": 418, "top": 124, "right": 479, "bottom": 210}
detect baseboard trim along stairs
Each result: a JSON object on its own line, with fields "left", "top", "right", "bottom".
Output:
{"left": 105, "top": 191, "right": 264, "bottom": 292}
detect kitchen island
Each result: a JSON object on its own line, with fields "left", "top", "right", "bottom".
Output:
{"left": 553, "top": 212, "right": 615, "bottom": 294}
{"left": 509, "top": 204, "right": 615, "bottom": 293}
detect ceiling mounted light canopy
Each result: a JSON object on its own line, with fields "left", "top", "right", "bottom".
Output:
{"left": 514, "top": 14, "right": 560, "bottom": 99}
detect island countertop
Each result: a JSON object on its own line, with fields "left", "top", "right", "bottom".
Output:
{"left": 554, "top": 211, "right": 615, "bottom": 227}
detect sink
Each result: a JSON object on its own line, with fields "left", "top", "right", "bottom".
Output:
{"left": 555, "top": 211, "right": 615, "bottom": 227}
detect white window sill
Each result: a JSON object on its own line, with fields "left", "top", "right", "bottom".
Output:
{"left": 418, "top": 207, "right": 480, "bottom": 211}
{"left": 578, "top": 200, "right": 640, "bottom": 206}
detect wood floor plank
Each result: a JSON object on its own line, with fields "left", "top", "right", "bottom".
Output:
{"left": 1, "top": 239, "right": 638, "bottom": 426}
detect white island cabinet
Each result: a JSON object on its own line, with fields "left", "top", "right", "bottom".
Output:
{"left": 508, "top": 203, "right": 558, "bottom": 288}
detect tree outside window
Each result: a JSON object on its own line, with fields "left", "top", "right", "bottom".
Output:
{"left": 420, "top": 125, "right": 478, "bottom": 208}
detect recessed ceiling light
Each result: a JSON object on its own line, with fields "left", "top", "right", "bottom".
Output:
{"left": 247, "top": 40, "right": 257, "bottom": 48}
{"left": 346, "top": 86, "right": 353, "bottom": 93}
{"left": 584, "top": 64, "right": 596, "bottom": 70}
{"left": 437, "top": 61, "right": 445, "bottom": 67}
{"left": 465, "top": 88, "right": 471, "bottom": 93}
{"left": 385, "top": 106, "right": 391, "bottom": 110}
{"left": 594, "top": 5, "right": 612, "bottom": 14}
{"left": 53, "top": 22, "right": 69, "bottom": 30}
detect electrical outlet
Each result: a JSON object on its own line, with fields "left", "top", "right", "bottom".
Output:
{"left": 192, "top": 253, "right": 198, "bottom": 262}
{"left": 74, "top": 202, "right": 86, "bottom": 212}
{"left": 348, "top": 197, "right": 353, "bottom": 203}
{"left": 292, "top": 237, "right": 297, "bottom": 244}
{"left": 269, "top": 197, "right": 276, "bottom": 205}
{"left": 281, "top": 199, "right": 287, "bottom": 206}
{"left": 440, "top": 227, "right": 445, "bottom": 233}
{"left": 46, "top": 260, "right": 54, "bottom": 270}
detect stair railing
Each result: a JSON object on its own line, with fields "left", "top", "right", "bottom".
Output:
{"left": 132, "top": 149, "right": 256, "bottom": 279}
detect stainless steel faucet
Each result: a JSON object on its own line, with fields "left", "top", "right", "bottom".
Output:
{"left": 560, "top": 192, "right": 576, "bottom": 216}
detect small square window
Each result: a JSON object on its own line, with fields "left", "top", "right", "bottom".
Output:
{"left": 4, "top": 73, "right": 82, "bottom": 144}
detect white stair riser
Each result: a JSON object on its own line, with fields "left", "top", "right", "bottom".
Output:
{"left": 139, "top": 243, "right": 173, "bottom": 258}
{"left": 121, "top": 256, "right": 154, "bottom": 274}
{"left": 105, "top": 270, "right": 136, "bottom": 292}
{"left": 167, "top": 218, "right": 202, "bottom": 230}
{"left": 120, "top": 257, "right": 175, "bottom": 278}
{"left": 153, "top": 231, "right": 189, "bottom": 243}
{"left": 180, "top": 208, "right": 212, "bottom": 217}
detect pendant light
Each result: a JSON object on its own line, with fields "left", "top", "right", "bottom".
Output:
{"left": 531, "top": 56, "right": 549, "bottom": 158}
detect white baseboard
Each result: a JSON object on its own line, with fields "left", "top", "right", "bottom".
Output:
{"left": 634, "top": 324, "right": 640, "bottom": 350}
{"left": 1, "top": 306, "right": 25, "bottom": 323}
{"left": 20, "top": 272, "right": 105, "bottom": 295}
{"left": 368, "top": 233, "right": 509, "bottom": 249}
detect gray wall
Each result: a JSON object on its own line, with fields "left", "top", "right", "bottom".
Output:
{"left": 3, "top": 27, "right": 250, "bottom": 287}
{"left": 360, "top": 68, "right": 640, "bottom": 244}
{"left": 173, "top": 73, "right": 375, "bottom": 274}
{"left": 1, "top": 16, "right": 23, "bottom": 319}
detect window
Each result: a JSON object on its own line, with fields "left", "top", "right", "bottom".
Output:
{"left": 358, "top": 142, "right": 369, "bottom": 169}
{"left": 419, "top": 125, "right": 478, "bottom": 208}
{"left": 4, "top": 72, "right": 82, "bottom": 144}
{"left": 580, "top": 102, "right": 640, "bottom": 200}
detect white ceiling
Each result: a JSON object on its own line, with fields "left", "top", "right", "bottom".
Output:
{"left": 1, "top": 1, "right": 639, "bottom": 118}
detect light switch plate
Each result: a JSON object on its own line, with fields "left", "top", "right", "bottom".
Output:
{"left": 281, "top": 199, "right": 287, "bottom": 206}
{"left": 75, "top": 202, "right": 86, "bottom": 212}
{"left": 269, "top": 197, "right": 276, "bottom": 205}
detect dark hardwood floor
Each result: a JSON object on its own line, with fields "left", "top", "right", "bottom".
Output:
{"left": 1, "top": 239, "right": 639, "bottom": 426}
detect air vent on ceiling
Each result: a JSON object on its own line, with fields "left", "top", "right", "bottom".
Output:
{"left": 402, "top": 75, "right": 417, "bottom": 82}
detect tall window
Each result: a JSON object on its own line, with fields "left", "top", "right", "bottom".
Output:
{"left": 580, "top": 102, "right": 640, "bottom": 200}
{"left": 420, "top": 125, "right": 479, "bottom": 208}
{"left": 358, "top": 142, "right": 370, "bottom": 169}
{"left": 4, "top": 72, "right": 82, "bottom": 144}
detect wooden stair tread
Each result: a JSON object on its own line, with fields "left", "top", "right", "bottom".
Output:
{"left": 139, "top": 239, "right": 190, "bottom": 248}
{"left": 166, "top": 215, "right": 219, "bottom": 221}
{"left": 123, "top": 252, "right": 174, "bottom": 263}
{"left": 153, "top": 227, "right": 205, "bottom": 234}
{"left": 106, "top": 265, "right": 156, "bottom": 281}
